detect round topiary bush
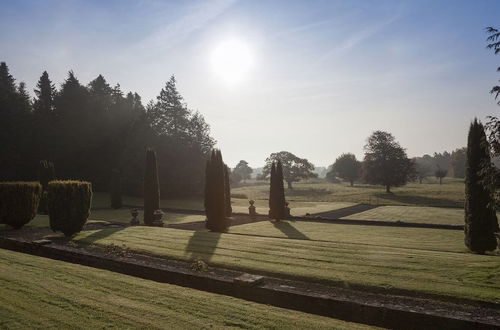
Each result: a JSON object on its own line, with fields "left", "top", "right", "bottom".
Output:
{"left": 48, "top": 180, "right": 92, "bottom": 237}
{"left": 0, "top": 182, "right": 42, "bottom": 229}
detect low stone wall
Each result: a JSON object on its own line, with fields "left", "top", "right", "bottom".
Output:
{"left": 0, "top": 237, "right": 496, "bottom": 330}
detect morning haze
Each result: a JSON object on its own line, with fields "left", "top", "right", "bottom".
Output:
{"left": 1, "top": 0, "right": 499, "bottom": 329}
{"left": 2, "top": 0, "right": 499, "bottom": 167}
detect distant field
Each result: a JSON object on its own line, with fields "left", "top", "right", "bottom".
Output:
{"left": 342, "top": 206, "right": 465, "bottom": 225}
{"left": 73, "top": 226, "right": 500, "bottom": 304}
{"left": 232, "top": 178, "right": 465, "bottom": 208}
{"left": 0, "top": 249, "right": 363, "bottom": 329}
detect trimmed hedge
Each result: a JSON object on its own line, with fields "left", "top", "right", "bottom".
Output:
{"left": 0, "top": 182, "right": 42, "bottom": 229}
{"left": 48, "top": 180, "right": 92, "bottom": 237}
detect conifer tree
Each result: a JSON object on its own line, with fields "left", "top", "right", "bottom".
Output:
{"left": 205, "top": 149, "right": 227, "bottom": 231}
{"left": 34, "top": 71, "right": 56, "bottom": 115}
{"left": 275, "top": 160, "right": 286, "bottom": 219}
{"left": 144, "top": 148, "right": 160, "bottom": 225}
{"left": 268, "top": 162, "right": 276, "bottom": 218}
{"left": 224, "top": 164, "right": 232, "bottom": 217}
{"left": 464, "top": 119, "right": 498, "bottom": 254}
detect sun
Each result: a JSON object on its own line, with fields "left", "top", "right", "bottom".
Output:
{"left": 211, "top": 39, "right": 253, "bottom": 84}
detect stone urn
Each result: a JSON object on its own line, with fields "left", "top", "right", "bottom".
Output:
{"left": 284, "top": 201, "right": 291, "bottom": 217}
{"left": 130, "top": 209, "right": 140, "bottom": 226}
{"left": 248, "top": 200, "right": 256, "bottom": 218}
{"left": 152, "top": 209, "right": 164, "bottom": 227}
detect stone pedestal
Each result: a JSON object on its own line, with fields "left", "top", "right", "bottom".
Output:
{"left": 152, "top": 209, "right": 164, "bottom": 227}
{"left": 130, "top": 209, "right": 140, "bottom": 226}
{"left": 248, "top": 200, "right": 256, "bottom": 218}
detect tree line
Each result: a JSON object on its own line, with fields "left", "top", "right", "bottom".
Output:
{"left": 0, "top": 62, "right": 214, "bottom": 197}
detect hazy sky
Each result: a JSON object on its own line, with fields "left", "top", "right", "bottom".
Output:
{"left": 1, "top": 0, "right": 499, "bottom": 168}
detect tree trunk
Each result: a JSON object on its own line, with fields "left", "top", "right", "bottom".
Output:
{"left": 385, "top": 185, "right": 391, "bottom": 193}
{"left": 287, "top": 181, "right": 293, "bottom": 190}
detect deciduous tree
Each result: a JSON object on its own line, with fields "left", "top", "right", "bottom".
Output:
{"left": 362, "top": 131, "right": 415, "bottom": 193}
{"left": 262, "top": 151, "right": 316, "bottom": 189}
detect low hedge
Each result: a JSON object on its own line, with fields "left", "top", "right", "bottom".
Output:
{"left": 0, "top": 182, "right": 42, "bottom": 229}
{"left": 48, "top": 180, "right": 92, "bottom": 237}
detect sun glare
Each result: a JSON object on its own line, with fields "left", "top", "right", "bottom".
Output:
{"left": 211, "top": 39, "right": 253, "bottom": 84}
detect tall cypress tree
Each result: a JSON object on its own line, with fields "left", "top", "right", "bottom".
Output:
{"left": 224, "top": 164, "right": 232, "bottom": 217}
{"left": 144, "top": 148, "right": 160, "bottom": 225}
{"left": 205, "top": 149, "right": 227, "bottom": 232}
{"left": 268, "top": 162, "right": 276, "bottom": 219}
{"left": 275, "top": 160, "right": 286, "bottom": 220}
{"left": 464, "top": 119, "right": 498, "bottom": 254}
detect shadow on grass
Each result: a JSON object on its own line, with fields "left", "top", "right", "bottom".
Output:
{"left": 272, "top": 221, "right": 309, "bottom": 240}
{"left": 185, "top": 230, "right": 221, "bottom": 262}
{"left": 286, "top": 188, "right": 330, "bottom": 197}
{"left": 374, "top": 193, "right": 463, "bottom": 208}
{"left": 75, "top": 227, "right": 126, "bottom": 245}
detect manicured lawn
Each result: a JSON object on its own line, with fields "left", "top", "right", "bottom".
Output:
{"left": 0, "top": 249, "right": 369, "bottom": 329}
{"left": 231, "top": 199, "right": 356, "bottom": 216}
{"left": 231, "top": 178, "right": 465, "bottom": 208}
{"left": 92, "top": 192, "right": 204, "bottom": 211}
{"left": 229, "top": 220, "right": 467, "bottom": 253}
{"left": 72, "top": 226, "right": 500, "bottom": 304}
{"left": 342, "top": 206, "right": 465, "bottom": 225}
{"left": 1, "top": 210, "right": 205, "bottom": 230}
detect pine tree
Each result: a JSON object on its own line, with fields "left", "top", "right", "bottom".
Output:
{"left": 268, "top": 162, "right": 276, "bottom": 218}
{"left": 205, "top": 149, "right": 228, "bottom": 232}
{"left": 144, "top": 148, "right": 160, "bottom": 225}
{"left": 224, "top": 165, "right": 232, "bottom": 217}
{"left": 110, "top": 169, "right": 122, "bottom": 209}
{"left": 34, "top": 71, "right": 56, "bottom": 115}
{"left": 464, "top": 119, "right": 498, "bottom": 254}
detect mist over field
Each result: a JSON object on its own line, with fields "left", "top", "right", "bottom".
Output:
{"left": 1, "top": 1, "right": 500, "bottom": 329}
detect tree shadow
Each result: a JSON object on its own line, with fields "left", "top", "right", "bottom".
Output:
{"left": 286, "top": 188, "right": 330, "bottom": 197}
{"left": 184, "top": 230, "right": 221, "bottom": 262}
{"left": 72, "top": 226, "right": 126, "bottom": 245}
{"left": 272, "top": 221, "right": 309, "bottom": 240}
{"left": 374, "top": 193, "right": 463, "bottom": 208}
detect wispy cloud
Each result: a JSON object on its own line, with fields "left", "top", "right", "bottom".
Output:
{"left": 319, "top": 15, "right": 400, "bottom": 62}
{"left": 134, "top": 0, "right": 236, "bottom": 53}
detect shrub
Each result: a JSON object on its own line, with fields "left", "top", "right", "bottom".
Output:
{"left": 48, "top": 180, "right": 92, "bottom": 237}
{"left": 110, "top": 169, "right": 122, "bottom": 209}
{"left": 0, "top": 182, "right": 42, "bottom": 229}
{"left": 144, "top": 149, "right": 160, "bottom": 225}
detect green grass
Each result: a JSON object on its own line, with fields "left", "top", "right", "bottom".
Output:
{"left": 0, "top": 210, "right": 205, "bottom": 230}
{"left": 232, "top": 178, "right": 465, "bottom": 208}
{"left": 0, "top": 249, "right": 372, "bottom": 329}
{"left": 72, "top": 225, "right": 500, "bottom": 304}
{"left": 229, "top": 221, "right": 467, "bottom": 253}
{"left": 231, "top": 199, "right": 355, "bottom": 216}
{"left": 342, "top": 206, "right": 466, "bottom": 225}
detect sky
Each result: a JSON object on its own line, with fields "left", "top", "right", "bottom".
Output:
{"left": 1, "top": 0, "right": 499, "bottom": 168}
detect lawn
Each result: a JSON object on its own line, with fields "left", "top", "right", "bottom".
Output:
{"left": 229, "top": 220, "right": 467, "bottom": 253}
{"left": 342, "top": 206, "right": 466, "bottom": 225}
{"left": 0, "top": 210, "right": 205, "bottom": 230}
{"left": 231, "top": 199, "right": 355, "bottom": 216}
{"left": 72, "top": 225, "right": 500, "bottom": 304}
{"left": 0, "top": 249, "right": 371, "bottom": 329}
{"left": 231, "top": 178, "right": 465, "bottom": 208}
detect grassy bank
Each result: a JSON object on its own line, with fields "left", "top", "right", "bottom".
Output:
{"left": 72, "top": 226, "right": 500, "bottom": 304}
{"left": 0, "top": 249, "right": 372, "bottom": 329}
